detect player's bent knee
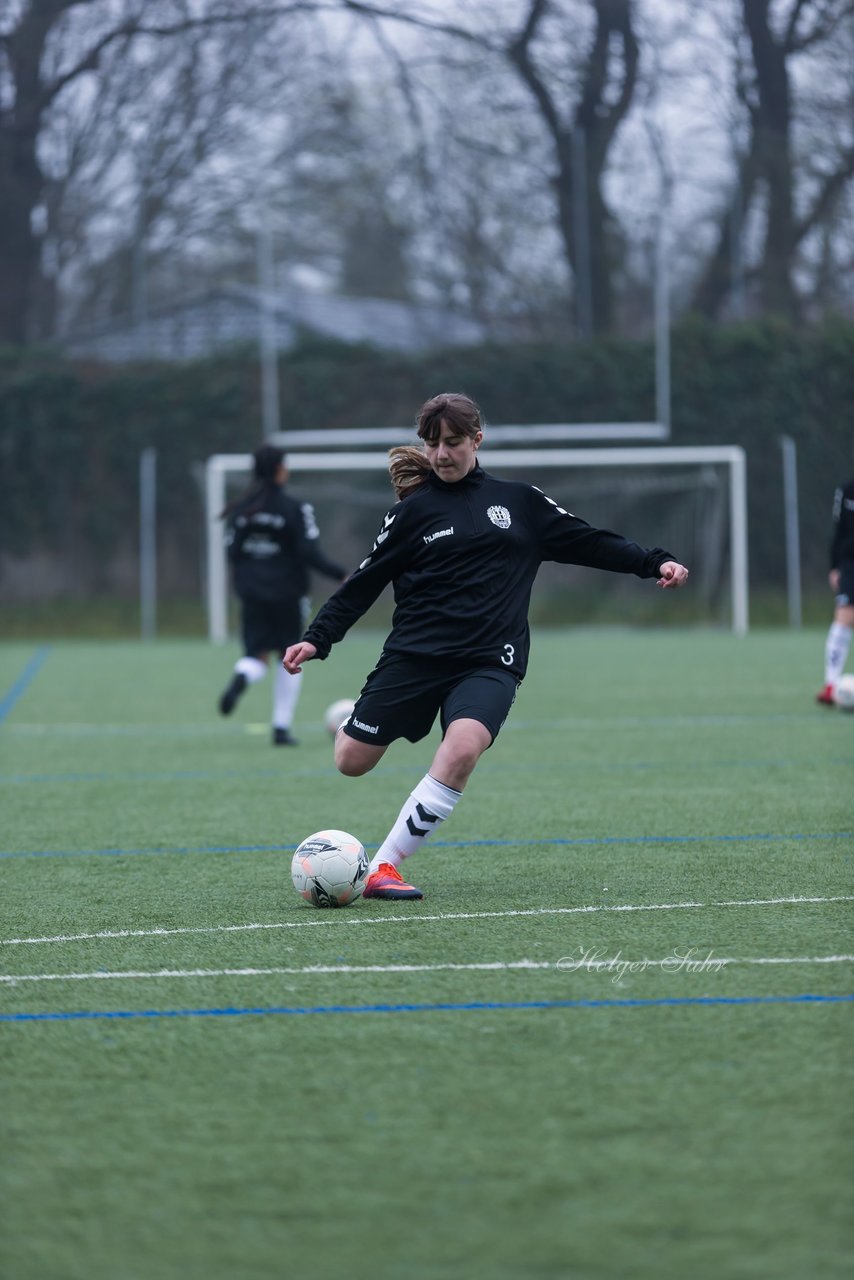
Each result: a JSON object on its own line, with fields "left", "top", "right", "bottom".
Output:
{"left": 334, "top": 734, "right": 385, "bottom": 777}
{"left": 336, "top": 756, "right": 373, "bottom": 777}
{"left": 434, "top": 719, "right": 492, "bottom": 788}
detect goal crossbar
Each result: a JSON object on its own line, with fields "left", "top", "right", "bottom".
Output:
{"left": 267, "top": 422, "right": 670, "bottom": 448}
{"left": 205, "top": 445, "right": 748, "bottom": 641}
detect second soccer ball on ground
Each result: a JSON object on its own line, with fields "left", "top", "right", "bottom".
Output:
{"left": 325, "top": 698, "right": 356, "bottom": 736}
{"left": 833, "top": 673, "right": 854, "bottom": 711}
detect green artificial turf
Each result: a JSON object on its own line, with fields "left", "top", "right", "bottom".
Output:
{"left": 0, "top": 630, "right": 851, "bottom": 1280}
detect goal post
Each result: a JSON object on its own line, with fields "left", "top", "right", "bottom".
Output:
{"left": 204, "top": 444, "right": 748, "bottom": 642}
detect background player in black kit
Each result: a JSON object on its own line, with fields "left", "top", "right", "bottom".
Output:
{"left": 817, "top": 475, "right": 854, "bottom": 705}
{"left": 218, "top": 444, "right": 346, "bottom": 745}
{"left": 284, "top": 393, "right": 689, "bottom": 899}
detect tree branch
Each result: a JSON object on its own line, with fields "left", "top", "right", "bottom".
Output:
{"left": 794, "top": 147, "right": 854, "bottom": 244}
{"left": 506, "top": 0, "right": 563, "bottom": 144}
{"left": 783, "top": 0, "right": 812, "bottom": 50}
{"left": 786, "top": 0, "right": 854, "bottom": 52}
{"left": 338, "top": 1, "right": 493, "bottom": 49}
{"left": 39, "top": 3, "right": 337, "bottom": 109}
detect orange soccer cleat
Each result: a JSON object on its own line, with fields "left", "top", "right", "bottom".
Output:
{"left": 816, "top": 683, "right": 836, "bottom": 707}
{"left": 363, "top": 861, "right": 424, "bottom": 900}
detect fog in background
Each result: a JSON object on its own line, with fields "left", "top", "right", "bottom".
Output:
{"left": 2, "top": 0, "right": 853, "bottom": 348}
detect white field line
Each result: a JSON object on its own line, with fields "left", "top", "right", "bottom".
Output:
{"left": 2, "top": 956, "right": 854, "bottom": 985}
{"left": 2, "top": 894, "right": 852, "bottom": 948}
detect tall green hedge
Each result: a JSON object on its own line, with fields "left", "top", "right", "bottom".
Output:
{"left": 1, "top": 319, "right": 851, "bottom": 600}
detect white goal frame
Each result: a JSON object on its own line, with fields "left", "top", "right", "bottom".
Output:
{"left": 204, "top": 444, "right": 748, "bottom": 642}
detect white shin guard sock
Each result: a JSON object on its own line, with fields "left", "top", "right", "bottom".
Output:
{"left": 236, "top": 656, "right": 268, "bottom": 684}
{"left": 825, "top": 622, "right": 853, "bottom": 686}
{"left": 273, "top": 664, "right": 303, "bottom": 730}
{"left": 370, "top": 773, "right": 462, "bottom": 873}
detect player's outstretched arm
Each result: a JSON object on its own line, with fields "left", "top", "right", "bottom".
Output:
{"left": 283, "top": 641, "right": 317, "bottom": 674}
{"left": 656, "top": 561, "right": 689, "bottom": 589}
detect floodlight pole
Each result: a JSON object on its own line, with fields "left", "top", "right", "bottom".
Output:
{"left": 731, "top": 171, "right": 746, "bottom": 320}
{"left": 571, "top": 127, "right": 593, "bottom": 340}
{"left": 132, "top": 202, "right": 150, "bottom": 359}
{"left": 139, "top": 447, "right": 157, "bottom": 639}
{"left": 780, "top": 435, "right": 802, "bottom": 628}
{"left": 654, "top": 203, "right": 671, "bottom": 434}
{"left": 651, "top": 128, "right": 674, "bottom": 437}
{"left": 257, "top": 212, "right": 280, "bottom": 440}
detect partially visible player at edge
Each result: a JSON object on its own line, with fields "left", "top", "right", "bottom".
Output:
{"left": 817, "top": 474, "right": 854, "bottom": 705}
{"left": 284, "top": 393, "right": 690, "bottom": 901}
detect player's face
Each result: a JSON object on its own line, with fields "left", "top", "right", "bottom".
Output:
{"left": 423, "top": 420, "right": 482, "bottom": 483}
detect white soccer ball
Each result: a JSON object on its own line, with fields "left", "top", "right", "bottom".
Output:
{"left": 291, "top": 829, "right": 369, "bottom": 908}
{"left": 833, "top": 673, "right": 854, "bottom": 711}
{"left": 325, "top": 697, "right": 356, "bottom": 736}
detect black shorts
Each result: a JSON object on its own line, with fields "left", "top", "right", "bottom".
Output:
{"left": 835, "top": 562, "right": 854, "bottom": 608}
{"left": 241, "top": 596, "right": 306, "bottom": 656}
{"left": 343, "top": 653, "right": 520, "bottom": 747}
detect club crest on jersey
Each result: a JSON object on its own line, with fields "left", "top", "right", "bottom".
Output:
{"left": 487, "top": 505, "right": 511, "bottom": 529}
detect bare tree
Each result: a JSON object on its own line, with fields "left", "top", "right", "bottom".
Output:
{"left": 506, "top": 0, "right": 639, "bottom": 335}
{"left": 692, "top": 0, "right": 854, "bottom": 321}
{"left": 0, "top": 0, "right": 322, "bottom": 345}
{"left": 341, "top": 0, "right": 641, "bottom": 335}
{"left": 11, "top": 0, "right": 851, "bottom": 354}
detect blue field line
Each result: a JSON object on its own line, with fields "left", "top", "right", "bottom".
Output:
{"left": 2, "top": 754, "right": 852, "bottom": 786}
{"left": 3, "top": 992, "right": 852, "bottom": 1023}
{"left": 0, "top": 767, "right": 293, "bottom": 785}
{"left": 0, "top": 647, "right": 51, "bottom": 725}
{"left": 1, "top": 830, "right": 851, "bottom": 860}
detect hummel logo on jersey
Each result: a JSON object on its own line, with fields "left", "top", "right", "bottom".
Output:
{"left": 424, "top": 526, "right": 454, "bottom": 545}
{"left": 487, "top": 505, "right": 511, "bottom": 529}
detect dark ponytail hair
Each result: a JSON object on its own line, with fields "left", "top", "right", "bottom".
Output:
{"left": 220, "top": 444, "right": 286, "bottom": 518}
{"left": 388, "top": 446, "right": 432, "bottom": 500}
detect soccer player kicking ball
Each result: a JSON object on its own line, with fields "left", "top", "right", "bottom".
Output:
{"left": 283, "top": 392, "right": 689, "bottom": 900}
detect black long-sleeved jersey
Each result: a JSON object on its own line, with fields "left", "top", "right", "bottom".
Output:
{"left": 302, "top": 464, "right": 674, "bottom": 680}
{"left": 830, "top": 478, "right": 854, "bottom": 570}
{"left": 225, "top": 484, "right": 345, "bottom": 604}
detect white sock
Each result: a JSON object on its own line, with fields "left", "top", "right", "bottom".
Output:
{"left": 370, "top": 774, "right": 462, "bottom": 873}
{"left": 273, "top": 665, "right": 302, "bottom": 730}
{"left": 825, "top": 623, "right": 852, "bottom": 686}
{"left": 236, "top": 656, "right": 267, "bottom": 684}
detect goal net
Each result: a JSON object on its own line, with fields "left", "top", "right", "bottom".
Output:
{"left": 204, "top": 445, "right": 747, "bottom": 641}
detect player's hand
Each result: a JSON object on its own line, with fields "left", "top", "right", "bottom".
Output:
{"left": 283, "top": 641, "right": 317, "bottom": 674}
{"left": 830, "top": 568, "right": 840, "bottom": 592}
{"left": 656, "top": 561, "right": 689, "bottom": 589}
